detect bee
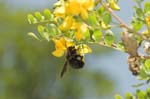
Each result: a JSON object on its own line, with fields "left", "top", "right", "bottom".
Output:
{"left": 60, "top": 46, "right": 85, "bottom": 77}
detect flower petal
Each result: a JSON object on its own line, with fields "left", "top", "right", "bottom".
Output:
{"left": 52, "top": 50, "right": 65, "bottom": 57}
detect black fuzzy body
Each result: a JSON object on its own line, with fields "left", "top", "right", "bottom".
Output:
{"left": 66, "top": 46, "right": 84, "bottom": 69}
{"left": 60, "top": 46, "right": 84, "bottom": 77}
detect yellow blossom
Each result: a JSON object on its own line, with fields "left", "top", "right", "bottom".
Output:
{"left": 75, "top": 29, "right": 83, "bottom": 41}
{"left": 80, "top": 0, "right": 94, "bottom": 11}
{"left": 80, "top": 7, "right": 88, "bottom": 19}
{"left": 66, "top": 0, "right": 94, "bottom": 19}
{"left": 75, "top": 23, "right": 88, "bottom": 40}
{"left": 54, "top": 5, "right": 66, "bottom": 18}
{"left": 66, "top": 0, "right": 81, "bottom": 15}
{"left": 71, "top": 21, "right": 80, "bottom": 30}
{"left": 52, "top": 37, "right": 74, "bottom": 57}
{"left": 101, "top": 21, "right": 111, "bottom": 29}
{"left": 59, "top": 16, "right": 74, "bottom": 30}
{"left": 146, "top": 16, "right": 150, "bottom": 25}
{"left": 76, "top": 44, "right": 92, "bottom": 55}
{"left": 109, "top": 0, "right": 120, "bottom": 11}
{"left": 142, "top": 30, "right": 150, "bottom": 38}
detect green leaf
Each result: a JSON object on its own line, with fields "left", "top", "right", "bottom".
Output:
{"left": 145, "top": 59, "right": 150, "bottom": 71}
{"left": 144, "top": 2, "right": 150, "bottom": 13}
{"left": 44, "top": 9, "right": 52, "bottom": 20}
{"left": 104, "top": 30, "right": 115, "bottom": 45}
{"left": 37, "top": 25, "right": 45, "bottom": 38}
{"left": 43, "top": 32, "right": 50, "bottom": 41}
{"left": 87, "top": 12, "right": 97, "bottom": 26}
{"left": 103, "top": 12, "right": 112, "bottom": 25}
{"left": 34, "top": 12, "right": 43, "bottom": 21}
{"left": 125, "top": 92, "right": 133, "bottom": 99}
{"left": 28, "top": 32, "right": 40, "bottom": 40}
{"left": 134, "top": 7, "right": 143, "bottom": 17}
{"left": 131, "top": 18, "right": 143, "bottom": 31}
{"left": 27, "top": 14, "right": 37, "bottom": 24}
{"left": 97, "top": 6, "right": 105, "bottom": 15}
{"left": 146, "top": 87, "right": 150, "bottom": 97}
{"left": 93, "top": 29, "right": 102, "bottom": 42}
{"left": 117, "top": 42, "right": 125, "bottom": 51}
{"left": 138, "top": 68, "right": 148, "bottom": 79}
{"left": 46, "top": 24, "right": 57, "bottom": 37}
{"left": 115, "top": 94, "right": 123, "bottom": 99}
{"left": 137, "top": 90, "right": 146, "bottom": 99}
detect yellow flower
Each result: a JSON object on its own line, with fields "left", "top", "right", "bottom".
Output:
{"left": 75, "top": 23, "right": 88, "bottom": 40}
{"left": 80, "top": 0, "right": 94, "bottom": 11}
{"left": 101, "top": 21, "right": 111, "bottom": 29}
{"left": 59, "top": 16, "right": 74, "bottom": 30}
{"left": 76, "top": 44, "right": 92, "bottom": 55}
{"left": 66, "top": 0, "right": 81, "bottom": 15}
{"left": 75, "top": 29, "right": 83, "bottom": 41}
{"left": 52, "top": 37, "right": 74, "bottom": 57}
{"left": 54, "top": 5, "right": 66, "bottom": 18}
{"left": 146, "top": 16, "right": 150, "bottom": 25}
{"left": 80, "top": 7, "right": 88, "bottom": 19}
{"left": 66, "top": 0, "right": 94, "bottom": 19}
{"left": 109, "top": 0, "right": 120, "bottom": 11}
{"left": 71, "top": 21, "right": 80, "bottom": 30}
{"left": 142, "top": 30, "right": 150, "bottom": 38}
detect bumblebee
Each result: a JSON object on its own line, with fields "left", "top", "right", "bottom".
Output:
{"left": 60, "top": 46, "right": 85, "bottom": 77}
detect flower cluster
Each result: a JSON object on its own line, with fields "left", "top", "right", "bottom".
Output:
{"left": 51, "top": 0, "right": 94, "bottom": 57}
{"left": 54, "top": 0, "right": 94, "bottom": 41}
{"left": 54, "top": 0, "right": 94, "bottom": 19}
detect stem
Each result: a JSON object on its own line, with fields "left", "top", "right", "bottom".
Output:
{"left": 98, "top": 41, "right": 124, "bottom": 52}
{"left": 100, "top": 2, "right": 143, "bottom": 37}
{"left": 34, "top": 20, "right": 58, "bottom": 26}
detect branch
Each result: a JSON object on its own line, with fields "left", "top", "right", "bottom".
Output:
{"left": 33, "top": 20, "right": 58, "bottom": 26}
{"left": 100, "top": 2, "right": 143, "bottom": 37}
{"left": 98, "top": 41, "right": 124, "bottom": 52}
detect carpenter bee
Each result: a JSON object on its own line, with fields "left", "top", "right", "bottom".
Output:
{"left": 60, "top": 46, "right": 85, "bottom": 77}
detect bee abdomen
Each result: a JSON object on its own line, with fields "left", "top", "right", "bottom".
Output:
{"left": 69, "top": 55, "right": 84, "bottom": 69}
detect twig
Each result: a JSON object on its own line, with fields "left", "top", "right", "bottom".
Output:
{"left": 100, "top": 2, "right": 143, "bottom": 37}
{"left": 33, "top": 20, "right": 57, "bottom": 26}
{"left": 98, "top": 41, "right": 124, "bottom": 52}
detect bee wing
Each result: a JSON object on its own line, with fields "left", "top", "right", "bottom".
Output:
{"left": 60, "top": 61, "right": 68, "bottom": 78}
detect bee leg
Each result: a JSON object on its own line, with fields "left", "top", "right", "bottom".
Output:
{"left": 60, "top": 61, "right": 68, "bottom": 78}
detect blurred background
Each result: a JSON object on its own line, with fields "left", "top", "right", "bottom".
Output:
{"left": 0, "top": 0, "right": 149, "bottom": 99}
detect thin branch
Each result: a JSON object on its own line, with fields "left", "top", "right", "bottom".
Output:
{"left": 100, "top": 2, "right": 143, "bottom": 37}
{"left": 33, "top": 20, "right": 58, "bottom": 26}
{"left": 98, "top": 41, "right": 124, "bottom": 52}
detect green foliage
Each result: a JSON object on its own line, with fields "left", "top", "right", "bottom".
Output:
{"left": 115, "top": 87, "right": 150, "bottom": 99}
{"left": 43, "top": 9, "right": 52, "bottom": 20}
{"left": 27, "top": 9, "right": 53, "bottom": 25}
{"left": 87, "top": 12, "right": 98, "bottom": 26}
{"left": 144, "top": 2, "right": 150, "bottom": 13}
{"left": 103, "top": 12, "right": 112, "bottom": 25}
{"left": 104, "top": 30, "right": 115, "bottom": 45}
{"left": 27, "top": 14, "right": 37, "bottom": 24}
{"left": 125, "top": 93, "right": 133, "bottom": 99}
{"left": 131, "top": 18, "right": 143, "bottom": 31}
{"left": 93, "top": 29, "right": 103, "bottom": 42}
{"left": 144, "top": 59, "right": 150, "bottom": 71}
{"left": 115, "top": 95, "right": 123, "bottom": 99}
